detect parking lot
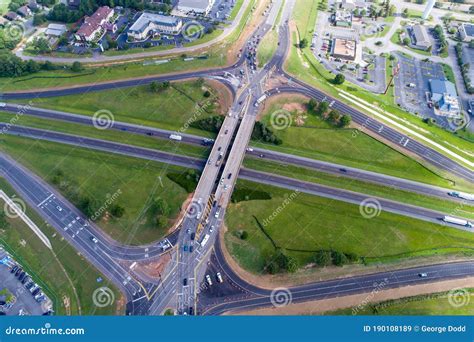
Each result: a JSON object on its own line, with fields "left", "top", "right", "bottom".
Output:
{"left": 0, "top": 250, "right": 52, "bottom": 315}
{"left": 394, "top": 53, "right": 449, "bottom": 126}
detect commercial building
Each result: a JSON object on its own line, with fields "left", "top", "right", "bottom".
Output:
{"left": 177, "top": 0, "right": 215, "bottom": 16}
{"left": 411, "top": 25, "right": 431, "bottom": 51}
{"left": 334, "top": 10, "right": 352, "bottom": 28}
{"left": 74, "top": 6, "right": 115, "bottom": 43}
{"left": 459, "top": 23, "right": 474, "bottom": 43}
{"left": 331, "top": 38, "right": 357, "bottom": 61}
{"left": 128, "top": 12, "right": 183, "bottom": 41}
{"left": 429, "top": 79, "right": 460, "bottom": 117}
{"left": 336, "top": 0, "right": 367, "bottom": 11}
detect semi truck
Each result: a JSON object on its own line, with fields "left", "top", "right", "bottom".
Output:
{"left": 443, "top": 216, "right": 473, "bottom": 228}
{"left": 448, "top": 192, "right": 474, "bottom": 201}
{"left": 200, "top": 234, "right": 210, "bottom": 247}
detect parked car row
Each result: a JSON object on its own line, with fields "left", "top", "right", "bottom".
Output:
{"left": 9, "top": 265, "right": 47, "bottom": 303}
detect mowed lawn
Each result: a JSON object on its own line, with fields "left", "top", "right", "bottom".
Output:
{"left": 255, "top": 97, "right": 457, "bottom": 188}
{"left": 18, "top": 81, "right": 221, "bottom": 136}
{"left": 225, "top": 181, "right": 474, "bottom": 274}
{"left": 328, "top": 289, "right": 474, "bottom": 315}
{"left": 257, "top": 29, "right": 278, "bottom": 67}
{"left": 0, "top": 178, "right": 122, "bottom": 315}
{"left": 0, "top": 135, "right": 191, "bottom": 245}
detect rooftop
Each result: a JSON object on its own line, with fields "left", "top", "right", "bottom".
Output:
{"left": 76, "top": 6, "right": 113, "bottom": 38}
{"left": 412, "top": 24, "right": 430, "bottom": 46}
{"left": 461, "top": 23, "right": 474, "bottom": 37}
{"left": 332, "top": 38, "right": 356, "bottom": 58}
{"left": 178, "top": 0, "right": 212, "bottom": 10}
{"left": 430, "top": 79, "right": 457, "bottom": 97}
{"left": 129, "top": 12, "right": 182, "bottom": 34}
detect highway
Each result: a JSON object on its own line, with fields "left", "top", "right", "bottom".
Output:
{"left": 0, "top": 0, "right": 472, "bottom": 317}
{"left": 1, "top": 104, "right": 470, "bottom": 202}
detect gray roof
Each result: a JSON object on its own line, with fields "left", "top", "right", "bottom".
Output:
{"left": 129, "top": 12, "right": 181, "bottom": 33}
{"left": 412, "top": 25, "right": 430, "bottom": 47}
{"left": 462, "top": 23, "right": 474, "bottom": 37}
{"left": 178, "top": 0, "right": 212, "bottom": 10}
{"left": 430, "top": 79, "right": 457, "bottom": 97}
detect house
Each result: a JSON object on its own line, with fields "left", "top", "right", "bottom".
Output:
{"left": 45, "top": 23, "right": 67, "bottom": 37}
{"left": 17, "top": 5, "right": 32, "bottom": 18}
{"left": 429, "top": 79, "right": 460, "bottom": 117}
{"left": 459, "top": 23, "right": 474, "bottom": 43}
{"left": 4, "top": 11, "right": 19, "bottom": 21}
{"left": 411, "top": 25, "right": 431, "bottom": 50}
{"left": 331, "top": 38, "right": 357, "bottom": 61}
{"left": 177, "top": 0, "right": 215, "bottom": 16}
{"left": 27, "top": 0, "right": 39, "bottom": 11}
{"left": 128, "top": 12, "right": 183, "bottom": 41}
{"left": 74, "top": 6, "right": 115, "bottom": 43}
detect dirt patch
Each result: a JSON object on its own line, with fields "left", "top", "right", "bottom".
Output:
{"left": 167, "top": 192, "right": 194, "bottom": 235}
{"left": 115, "top": 295, "right": 126, "bottom": 315}
{"left": 257, "top": 93, "right": 309, "bottom": 121}
{"left": 134, "top": 253, "right": 172, "bottom": 280}
{"left": 232, "top": 277, "right": 474, "bottom": 315}
{"left": 206, "top": 79, "right": 233, "bottom": 115}
{"left": 62, "top": 296, "right": 71, "bottom": 315}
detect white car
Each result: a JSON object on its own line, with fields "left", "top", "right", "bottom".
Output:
{"left": 206, "top": 274, "right": 213, "bottom": 286}
{"left": 0, "top": 102, "right": 6, "bottom": 107}
{"left": 216, "top": 272, "right": 223, "bottom": 283}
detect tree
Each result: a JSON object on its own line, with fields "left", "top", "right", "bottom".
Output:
{"left": 299, "top": 38, "right": 308, "bottom": 49}
{"left": 403, "top": 37, "right": 411, "bottom": 46}
{"left": 331, "top": 250, "right": 348, "bottom": 266}
{"left": 240, "top": 231, "right": 248, "bottom": 240}
{"left": 469, "top": 41, "right": 474, "bottom": 49}
{"left": 71, "top": 61, "right": 83, "bottom": 72}
{"left": 0, "top": 212, "right": 9, "bottom": 229}
{"left": 314, "top": 250, "right": 332, "bottom": 266}
{"left": 470, "top": 6, "right": 474, "bottom": 14}
{"left": 203, "top": 90, "right": 211, "bottom": 97}
{"left": 33, "top": 13, "right": 47, "bottom": 26}
{"left": 333, "top": 73, "right": 345, "bottom": 85}
{"left": 316, "top": 101, "right": 329, "bottom": 115}
{"left": 339, "top": 114, "right": 352, "bottom": 127}
{"left": 308, "top": 98, "right": 318, "bottom": 111}
{"left": 32, "top": 37, "right": 50, "bottom": 54}
{"left": 110, "top": 204, "right": 125, "bottom": 218}
{"left": 402, "top": 8, "right": 408, "bottom": 18}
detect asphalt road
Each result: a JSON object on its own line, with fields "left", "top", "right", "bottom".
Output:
{"left": 200, "top": 237, "right": 474, "bottom": 315}
{"left": 1, "top": 104, "right": 468, "bottom": 202}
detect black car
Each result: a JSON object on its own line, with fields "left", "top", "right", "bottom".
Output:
{"left": 25, "top": 282, "right": 34, "bottom": 290}
{"left": 21, "top": 276, "right": 30, "bottom": 285}
{"left": 190, "top": 233, "right": 195, "bottom": 240}
{"left": 189, "top": 246, "right": 194, "bottom": 253}
{"left": 15, "top": 268, "right": 22, "bottom": 276}
{"left": 10, "top": 266, "right": 18, "bottom": 274}
{"left": 183, "top": 278, "right": 187, "bottom": 286}
{"left": 189, "top": 307, "right": 194, "bottom": 315}
{"left": 146, "top": 132, "right": 153, "bottom": 136}
{"left": 32, "top": 288, "right": 41, "bottom": 296}
{"left": 339, "top": 168, "right": 347, "bottom": 172}
{"left": 18, "top": 272, "right": 26, "bottom": 281}
{"left": 227, "top": 173, "right": 232, "bottom": 179}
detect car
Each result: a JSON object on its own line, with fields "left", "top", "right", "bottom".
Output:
{"left": 190, "top": 232, "right": 195, "bottom": 240}
{"left": 56, "top": 206, "right": 63, "bottom": 212}
{"left": 189, "top": 246, "right": 194, "bottom": 253}
{"left": 183, "top": 278, "right": 187, "bottom": 286}
{"left": 90, "top": 236, "right": 98, "bottom": 244}
{"left": 418, "top": 273, "right": 428, "bottom": 278}
{"left": 21, "top": 276, "right": 30, "bottom": 285}
{"left": 146, "top": 132, "right": 153, "bottom": 136}
{"left": 25, "top": 282, "right": 34, "bottom": 290}
{"left": 15, "top": 268, "right": 22, "bottom": 276}
{"left": 210, "top": 225, "right": 215, "bottom": 233}
{"left": 32, "top": 288, "right": 41, "bottom": 296}
{"left": 18, "top": 272, "right": 26, "bottom": 281}
{"left": 227, "top": 173, "right": 232, "bottom": 179}
{"left": 10, "top": 265, "right": 18, "bottom": 274}
{"left": 0, "top": 102, "right": 6, "bottom": 107}
{"left": 224, "top": 129, "right": 229, "bottom": 134}
{"left": 339, "top": 168, "right": 347, "bottom": 173}
{"left": 189, "top": 306, "right": 194, "bottom": 315}
{"left": 183, "top": 245, "right": 188, "bottom": 252}
{"left": 186, "top": 228, "right": 190, "bottom": 234}
{"left": 205, "top": 274, "right": 213, "bottom": 286}
{"left": 216, "top": 272, "right": 223, "bottom": 283}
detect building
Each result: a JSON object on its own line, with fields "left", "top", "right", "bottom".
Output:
{"left": 331, "top": 38, "right": 357, "bottom": 61}
{"left": 4, "top": 11, "right": 19, "bottom": 21}
{"left": 411, "top": 25, "right": 431, "bottom": 50}
{"left": 177, "top": 0, "right": 215, "bottom": 16}
{"left": 128, "top": 12, "right": 182, "bottom": 41}
{"left": 17, "top": 5, "right": 32, "bottom": 18}
{"left": 27, "top": 0, "right": 38, "bottom": 11}
{"left": 74, "top": 6, "right": 115, "bottom": 43}
{"left": 429, "top": 79, "right": 460, "bottom": 117}
{"left": 334, "top": 10, "right": 352, "bottom": 28}
{"left": 459, "top": 23, "right": 474, "bottom": 43}
{"left": 336, "top": 0, "right": 367, "bottom": 10}
{"left": 45, "top": 23, "right": 67, "bottom": 37}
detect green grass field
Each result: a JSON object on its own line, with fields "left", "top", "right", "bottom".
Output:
{"left": 0, "top": 179, "right": 121, "bottom": 315}
{"left": 18, "top": 80, "right": 221, "bottom": 136}
{"left": 257, "top": 29, "right": 278, "bottom": 67}
{"left": 286, "top": 0, "right": 473, "bottom": 171}
{"left": 328, "top": 289, "right": 474, "bottom": 315}
{"left": 225, "top": 180, "right": 474, "bottom": 274}
{"left": 255, "top": 97, "right": 468, "bottom": 190}
{"left": 0, "top": 135, "right": 192, "bottom": 245}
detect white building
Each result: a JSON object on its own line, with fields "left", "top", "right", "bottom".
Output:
{"left": 45, "top": 23, "right": 67, "bottom": 37}
{"left": 177, "top": 0, "right": 215, "bottom": 16}
{"left": 128, "top": 12, "right": 183, "bottom": 41}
